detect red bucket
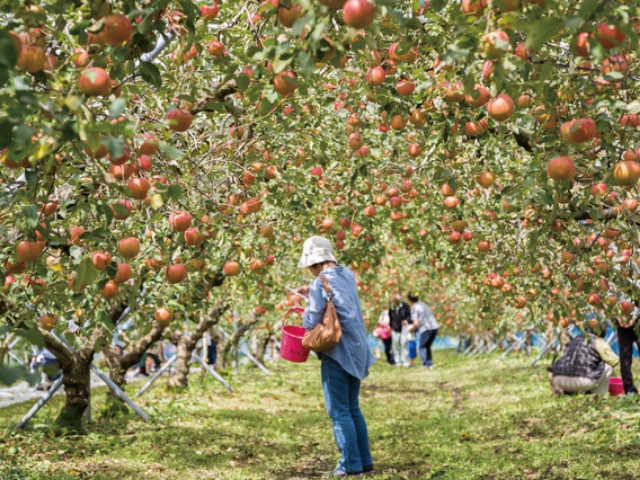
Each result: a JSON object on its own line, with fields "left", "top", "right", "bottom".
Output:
{"left": 280, "top": 308, "right": 310, "bottom": 363}
{"left": 609, "top": 377, "right": 625, "bottom": 396}
{"left": 281, "top": 325, "right": 310, "bottom": 363}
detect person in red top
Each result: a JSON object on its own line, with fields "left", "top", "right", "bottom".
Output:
{"left": 373, "top": 309, "right": 394, "bottom": 365}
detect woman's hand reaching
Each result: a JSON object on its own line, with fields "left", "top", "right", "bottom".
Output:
{"left": 294, "top": 285, "right": 310, "bottom": 298}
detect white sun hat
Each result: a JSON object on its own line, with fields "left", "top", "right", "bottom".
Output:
{"left": 297, "top": 236, "right": 338, "bottom": 268}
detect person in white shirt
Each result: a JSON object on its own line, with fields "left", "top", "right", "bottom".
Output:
{"left": 407, "top": 292, "right": 439, "bottom": 369}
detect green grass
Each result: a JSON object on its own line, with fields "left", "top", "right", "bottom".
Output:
{"left": 1, "top": 350, "right": 640, "bottom": 479}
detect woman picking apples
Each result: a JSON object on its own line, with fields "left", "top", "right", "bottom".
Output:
{"left": 295, "top": 236, "right": 375, "bottom": 478}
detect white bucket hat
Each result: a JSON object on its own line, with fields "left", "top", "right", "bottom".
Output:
{"left": 297, "top": 236, "right": 338, "bottom": 268}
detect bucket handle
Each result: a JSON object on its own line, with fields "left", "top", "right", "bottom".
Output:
{"left": 284, "top": 307, "right": 305, "bottom": 325}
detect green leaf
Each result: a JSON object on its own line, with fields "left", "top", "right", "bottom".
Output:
{"left": 168, "top": 184, "right": 183, "bottom": 201}
{"left": 103, "top": 136, "right": 124, "bottom": 160}
{"left": 97, "top": 203, "right": 114, "bottom": 227}
{"left": 627, "top": 101, "right": 640, "bottom": 114}
{"left": 291, "top": 17, "right": 311, "bottom": 38}
{"left": 0, "top": 30, "right": 18, "bottom": 69}
{"left": 15, "top": 328, "right": 44, "bottom": 349}
{"left": 159, "top": 142, "right": 185, "bottom": 159}
{"left": 140, "top": 62, "right": 162, "bottom": 88}
{"left": 0, "top": 66, "right": 8, "bottom": 89}
{"left": 22, "top": 205, "right": 39, "bottom": 228}
{"left": 603, "top": 71, "right": 624, "bottom": 81}
{"left": 76, "top": 257, "right": 97, "bottom": 290}
{"left": 394, "top": 41, "right": 412, "bottom": 56}
{"left": 69, "top": 20, "right": 91, "bottom": 35}
{"left": 404, "top": 17, "right": 424, "bottom": 30}
{"left": 109, "top": 98, "right": 127, "bottom": 118}
{"left": 525, "top": 18, "right": 563, "bottom": 52}
{"left": 149, "top": 194, "right": 164, "bottom": 209}
{"left": 0, "top": 364, "right": 28, "bottom": 386}
{"left": 236, "top": 74, "right": 250, "bottom": 92}
{"left": 25, "top": 169, "right": 38, "bottom": 187}
{"left": 577, "top": 0, "right": 602, "bottom": 19}
{"left": 271, "top": 56, "right": 293, "bottom": 75}
{"left": 298, "top": 51, "right": 315, "bottom": 80}
{"left": 136, "top": 11, "right": 156, "bottom": 34}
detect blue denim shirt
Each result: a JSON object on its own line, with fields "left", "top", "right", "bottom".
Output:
{"left": 303, "top": 265, "right": 375, "bottom": 380}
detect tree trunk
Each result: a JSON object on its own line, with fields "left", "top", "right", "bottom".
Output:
{"left": 56, "top": 361, "right": 91, "bottom": 435}
{"left": 213, "top": 327, "right": 227, "bottom": 371}
{"left": 269, "top": 335, "right": 279, "bottom": 363}
{"left": 0, "top": 332, "right": 13, "bottom": 365}
{"left": 103, "top": 321, "right": 167, "bottom": 402}
{"left": 251, "top": 330, "right": 271, "bottom": 367}
{"left": 166, "top": 331, "right": 191, "bottom": 390}
{"left": 39, "top": 327, "right": 109, "bottom": 435}
{"left": 166, "top": 297, "right": 229, "bottom": 390}
{"left": 215, "top": 314, "right": 259, "bottom": 370}
{"left": 0, "top": 344, "right": 8, "bottom": 366}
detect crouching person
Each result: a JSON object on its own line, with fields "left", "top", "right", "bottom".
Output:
{"left": 549, "top": 325, "right": 619, "bottom": 396}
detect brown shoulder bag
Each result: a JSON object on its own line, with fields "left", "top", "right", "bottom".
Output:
{"left": 302, "top": 274, "right": 342, "bottom": 352}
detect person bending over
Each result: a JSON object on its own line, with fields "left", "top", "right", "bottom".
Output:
{"left": 549, "top": 324, "right": 619, "bottom": 396}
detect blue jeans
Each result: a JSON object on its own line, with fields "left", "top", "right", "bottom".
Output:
{"left": 207, "top": 340, "right": 217, "bottom": 366}
{"left": 321, "top": 355, "right": 373, "bottom": 474}
{"left": 419, "top": 329, "right": 438, "bottom": 366}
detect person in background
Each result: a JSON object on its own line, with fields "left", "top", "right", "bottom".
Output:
{"left": 295, "top": 236, "right": 375, "bottom": 478}
{"left": 406, "top": 324, "right": 417, "bottom": 368}
{"left": 614, "top": 298, "right": 639, "bottom": 395}
{"left": 139, "top": 342, "right": 166, "bottom": 376}
{"left": 549, "top": 323, "right": 619, "bottom": 396}
{"left": 373, "top": 309, "right": 394, "bottom": 365}
{"left": 389, "top": 295, "right": 411, "bottom": 367}
{"left": 29, "top": 346, "right": 59, "bottom": 391}
{"left": 407, "top": 292, "right": 439, "bottom": 369}
{"left": 204, "top": 328, "right": 217, "bottom": 367}
{"left": 112, "top": 316, "right": 134, "bottom": 354}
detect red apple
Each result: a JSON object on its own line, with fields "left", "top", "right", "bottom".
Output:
{"left": 342, "top": 0, "right": 375, "bottom": 28}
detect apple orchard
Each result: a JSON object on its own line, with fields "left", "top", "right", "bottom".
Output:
{"left": 1, "top": 0, "right": 640, "bottom": 430}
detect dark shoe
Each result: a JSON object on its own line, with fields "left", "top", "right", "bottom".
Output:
{"left": 362, "top": 465, "right": 376, "bottom": 475}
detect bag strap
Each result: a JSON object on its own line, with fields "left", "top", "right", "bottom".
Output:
{"left": 319, "top": 273, "right": 332, "bottom": 295}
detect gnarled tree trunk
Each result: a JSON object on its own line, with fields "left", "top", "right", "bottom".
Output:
{"left": 167, "top": 296, "right": 229, "bottom": 390}
{"left": 101, "top": 320, "right": 168, "bottom": 415}
{"left": 0, "top": 333, "right": 12, "bottom": 365}
{"left": 41, "top": 327, "right": 109, "bottom": 435}
{"left": 250, "top": 329, "right": 271, "bottom": 367}
{"left": 103, "top": 321, "right": 168, "bottom": 396}
{"left": 214, "top": 314, "right": 259, "bottom": 370}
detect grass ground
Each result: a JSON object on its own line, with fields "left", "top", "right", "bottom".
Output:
{"left": 1, "top": 349, "right": 640, "bottom": 480}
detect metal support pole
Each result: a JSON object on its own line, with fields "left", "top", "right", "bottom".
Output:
{"left": 8, "top": 351, "right": 25, "bottom": 366}
{"left": 530, "top": 339, "right": 559, "bottom": 367}
{"left": 486, "top": 340, "right": 501, "bottom": 355}
{"left": 240, "top": 341, "right": 271, "bottom": 375}
{"left": 463, "top": 341, "right": 475, "bottom": 355}
{"left": 135, "top": 355, "right": 177, "bottom": 398}
{"left": 192, "top": 353, "right": 234, "bottom": 392}
{"left": 468, "top": 339, "right": 485, "bottom": 357}
{"left": 89, "top": 364, "right": 149, "bottom": 422}
{"left": 501, "top": 335, "right": 526, "bottom": 358}
{"left": 14, "top": 376, "right": 64, "bottom": 430}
